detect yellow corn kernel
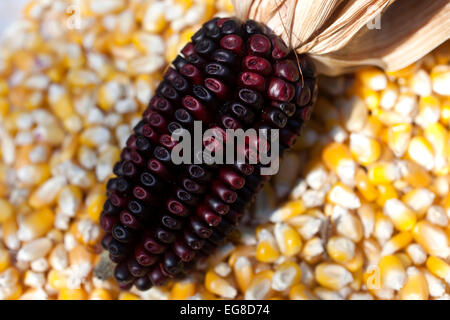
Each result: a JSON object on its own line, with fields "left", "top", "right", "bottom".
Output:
{"left": 0, "top": 248, "right": 10, "bottom": 273}
{"left": 86, "top": 190, "right": 107, "bottom": 222}
{"left": 0, "top": 198, "right": 13, "bottom": 223}
{"left": 413, "top": 221, "right": 449, "bottom": 259}
{"left": 48, "top": 85, "right": 73, "bottom": 120}
{"left": 351, "top": 81, "right": 380, "bottom": 111}
{"left": 233, "top": 256, "right": 253, "bottom": 293}
{"left": 341, "top": 247, "right": 364, "bottom": 272}
{"left": 289, "top": 283, "right": 315, "bottom": 300}
{"left": 363, "top": 238, "right": 382, "bottom": 265}
{"left": 326, "top": 236, "right": 355, "bottom": 263}
{"left": 228, "top": 245, "right": 255, "bottom": 267}
{"left": 387, "top": 123, "right": 412, "bottom": 157}
{"left": 89, "top": 288, "right": 112, "bottom": 300}
{"left": 383, "top": 199, "right": 417, "bottom": 232}
{"left": 407, "top": 136, "right": 435, "bottom": 171}
{"left": 19, "top": 208, "right": 54, "bottom": 240}
{"left": 2, "top": 218, "right": 18, "bottom": 250}
{"left": 321, "top": 142, "right": 353, "bottom": 174}
{"left": 315, "top": 263, "right": 353, "bottom": 290}
{"left": 356, "top": 67, "right": 387, "bottom": 91}
{"left": 0, "top": 79, "right": 8, "bottom": 96}
{"left": 361, "top": 115, "right": 383, "bottom": 138}
{"left": 170, "top": 280, "right": 196, "bottom": 300}
{"left": 69, "top": 244, "right": 95, "bottom": 266}
{"left": 58, "top": 288, "right": 88, "bottom": 300}
{"left": 0, "top": 97, "right": 9, "bottom": 117}
{"left": 119, "top": 292, "right": 141, "bottom": 300}
{"left": 355, "top": 169, "right": 378, "bottom": 202}
{"left": 381, "top": 232, "right": 413, "bottom": 256}
{"left": 274, "top": 223, "right": 302, "bottom": 257}
{"left": 244, "top": 270, "right": 274, "bottom": 300}
{"left": 368, "top": 162, "right": 400, "bottom": 184}
{"left": 300, "top": 237, "right": 324, "bottom": 264}
{"left": 205, "top": 270, "right": 237, "bottom": 299}
{"left": 401, "top": 188, "right": 435, "bottom": 217}
{"left": 327, "top": 182, "right": 361, "bottom": 209}
{"left": 272, "top": 260, "right": 302, "bottom": 291}
{"left": 57, "top": 185, "right": 83, "bottom": 217}
{"left": 441, "top": 99, "right": 450, "bottom": 126}
{"left": 399, "top": 267, "right": 429, "bottom": 300}
{"left": 350, "top": 133, "right": 381, "bottom": 165}
{"left": 29, "top": 176, "right": 67, "bottom": 209}
{"left": 144, "top": 14, "right": 167, "bottom": 33}
{"left": 256, "top": 240, "right": 279, "bottom": 263}
{"left": 17, "top": 164, "right": 51, "bottom": 186}
{"left": 374, "top": 210, "right": 394, "bottom": 243}
{"left": 424, "top": 122, "right": 449, "bottom": 174}
{"left": 378, "top": 255, "right": 406, "bottom": 290}
{"left": 425, "top": 256, "right": 450, "bottom": 284}
{"left": 400, "top": 160, "right": 431, "bottom": 188}
{"left": 47, "top": 269, "right": 68, "bottom": 290}
{"left": 271, "top": 199, "right": 305, "bottom": 222}
{"left": 97, "top": 82, "right": 117, "bottom": 111}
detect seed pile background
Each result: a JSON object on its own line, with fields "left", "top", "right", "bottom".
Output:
{"left": 0, "top": 0, "right": 449, "bottom": 300}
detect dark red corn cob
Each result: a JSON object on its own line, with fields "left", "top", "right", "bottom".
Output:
{"left": 100, "top": 17, "right": 317, "bottom": 290}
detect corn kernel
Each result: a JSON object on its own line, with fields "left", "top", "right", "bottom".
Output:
{"left": 244, "top": 270, "right": 273, "bottom": 300}
{"left": 326, "top": 236, "right": 355, "bottom": 263}
{"left": 407, "top": 136, "right": 435, "bottom": 171}
{"left": 289, "top": 283, "right": 315, "bottom": 300}
{"left": 205, "top": 270, "right": 237, "bottom": 299}
{"left": 0, "top": 248, "right": 11, "bottom": 273}
{"left": 425, "top": 256, "right": 450, "bottom": 284}
{"left": 272, "top": 261, "right": 302, "bottom": 291}
{"left": 170, "top": 280, "right": 196, "bottom": 300}
{"left": 383, "top": 199, "right": 417, "bottom": 232}
{"left": 413, "top": 221, "right": 449, "bottom": 259}
{"left": 399, "top": 267, "right": 429, "bottom": 300}
{"left": 0, "top": 198, "right": 13, "bottom": 223}
{"left": 256, "top": 240, "right": 279, "bottom": 263}
{"left": 58, "top": 288, "right": 88, "bottom": 300}
{"left": 89, "top": 288, "right": 112, "bottom": 300}
{"left": 381, "top": 232, "right": 413, "bottom": 256}
{"left": 350, "top": 133, "right": 381, "bottom": 165}
{"left": 315, "top": 263, "right": 353, "bottom": 290}
{"left": 18, "top": 207, "right": 54, "bottom": 241}
{"left": 274, "top": 223, "right": 302, "bottom": 257}
{"left": 368, "top": 162, "right": 400, "bottom": 184}
{"left": 378, "top": 255, "right": 406, "bottom": 290}
{"left": 355, "top": 169, "right": 378, "bottom": 202}
{"left": 401, "top": 188, "right": 435, "bottom": 217}
{"left": 270, "top": 199, "right": 305, "bottom": 222}
{"left": 47, "top": 269, "right": 68, "bottom": 290}
{"left": 387, "top": 123, "right": 412, "bottom": 157}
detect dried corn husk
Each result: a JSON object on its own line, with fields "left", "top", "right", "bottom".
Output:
{"left": 233, "top": 0, "right": 450, "bottom": 75}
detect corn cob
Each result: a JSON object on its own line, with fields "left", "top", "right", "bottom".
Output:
{"left": 99, "top": 17, "right": 318, "bottom": 291}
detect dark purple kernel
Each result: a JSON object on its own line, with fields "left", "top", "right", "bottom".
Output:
{"left": 114, "top": 261, "right": 135, "bottom": 285}
{"left": 212, "top": 49, "right": 238, "bottom": 66}
{"left": 243, "top": 55, "right": 272, "bottom": 76}
{"left": 248, "top": 34, "right": 271, "bottom": 56}
{"left": 237, "top": 88, "right": 263, "bottom": 109}
{"left": 135, "top": 276, "right": 152, "bottom": 291}
{"left": 274, "top": 59, "right": 300, "bottom": 82}
{"left": 194, "top": 38, "right": 217, "bottom": 56}
{"left": 267, "top": 77, "right": 295, "bottom": 102}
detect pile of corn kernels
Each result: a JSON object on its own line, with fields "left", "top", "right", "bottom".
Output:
{"left": 0, "top": 0, "right": 448, "bottom": 300}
